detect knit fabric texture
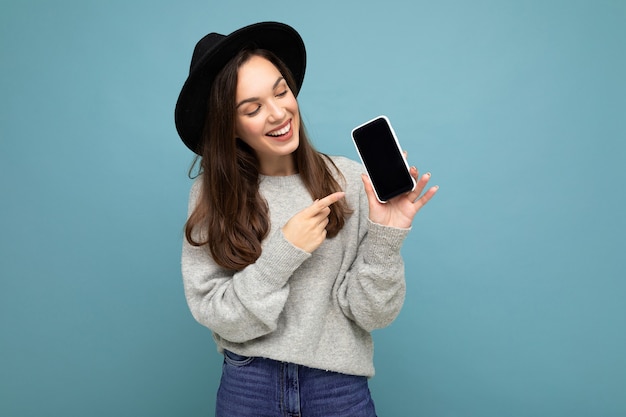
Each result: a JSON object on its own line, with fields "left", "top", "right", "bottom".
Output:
{"left": 181, "top": 156, "right": 410, "bottom": 377}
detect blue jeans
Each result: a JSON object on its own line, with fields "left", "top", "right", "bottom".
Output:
{"left": 216, "top": 350, "right": 378, "bottom": 417}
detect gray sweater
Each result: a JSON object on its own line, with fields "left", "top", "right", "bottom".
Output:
{"left": 182, "top": 156, "right": 409, "bottom": 377}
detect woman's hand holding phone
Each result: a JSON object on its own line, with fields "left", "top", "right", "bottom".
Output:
{"left": 362, "top": 160, "right": 438, "bottom": 229}
{"left": 352, "top": 116, "right": 437, "bottom": 228}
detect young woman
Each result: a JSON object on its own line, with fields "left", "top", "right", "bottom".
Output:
{"left": 175, "top": 22, "right": 437, "bottom": 417}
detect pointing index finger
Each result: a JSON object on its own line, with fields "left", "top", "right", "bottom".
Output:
{"left": 315, "top": 191, "right": 346, "bottom": 209}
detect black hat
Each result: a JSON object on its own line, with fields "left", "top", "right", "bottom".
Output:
{"left": 174, "top": 22, "right": 306, "bottom": 155}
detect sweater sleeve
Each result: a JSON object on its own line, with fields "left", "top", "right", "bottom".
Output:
{"left": 336, "top": 172, "right": 410, "bottom": 332}
{"left": 181, "top": 179, "right": 311, "bottom": 343}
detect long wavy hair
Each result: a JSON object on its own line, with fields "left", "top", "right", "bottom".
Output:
{"left": 184, "top": 48, "right": 352, "bottom": 271}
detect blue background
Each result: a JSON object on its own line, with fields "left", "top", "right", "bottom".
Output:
{"left": 1, "top": 0, "right": 625, "bottom": 415}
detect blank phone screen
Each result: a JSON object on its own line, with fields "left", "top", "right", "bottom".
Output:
{"left": 352, "top": 117, "right": 414, "bottom": 201}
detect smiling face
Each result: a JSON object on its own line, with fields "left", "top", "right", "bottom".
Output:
{"left": 235, "top": 55, "right": 300, "bottom": 176}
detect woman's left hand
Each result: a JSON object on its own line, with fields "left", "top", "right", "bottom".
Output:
{"left": 362, "top": 165, "right": 438, "bottom": 229}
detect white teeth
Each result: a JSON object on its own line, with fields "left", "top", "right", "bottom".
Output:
{"left": 267, "top": 122, "right": 290, "bottom": 137}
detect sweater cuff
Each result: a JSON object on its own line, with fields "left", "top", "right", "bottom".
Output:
{"left": 364, "top": 219, "right": 410, "bottom": 266}
{"left": 252, "top": 229, "right": 311, "bottom": 287}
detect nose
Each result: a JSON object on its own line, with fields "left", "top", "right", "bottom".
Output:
{"left": 267, "top": 98, "right": 286, "bottom": 122}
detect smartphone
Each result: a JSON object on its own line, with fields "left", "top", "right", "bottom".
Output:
{"left": 351, "top": 115, "right": 415, "bottom": 203}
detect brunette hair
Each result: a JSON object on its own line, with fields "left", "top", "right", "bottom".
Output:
{"left": 184, "top": 48, "right": 351, "bottom": 271}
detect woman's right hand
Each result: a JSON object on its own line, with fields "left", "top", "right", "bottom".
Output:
{"left": 281, "top": 191, "right": 345, "bottom": 253}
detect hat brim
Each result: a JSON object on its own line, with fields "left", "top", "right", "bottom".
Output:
{"left": 175, "top": 22, "right": 306, "bottom": 155}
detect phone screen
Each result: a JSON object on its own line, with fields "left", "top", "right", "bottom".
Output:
{"left": 352, "top": 116, "right": 415, "bottom": 202}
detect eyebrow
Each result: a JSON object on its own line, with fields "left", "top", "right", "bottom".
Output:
{"left": 236, "top": 77, "right": 286, "bottom": 109}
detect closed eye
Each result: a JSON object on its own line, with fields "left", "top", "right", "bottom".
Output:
{"left": 245, "top": 105, "right": 261, "bottom": 117}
